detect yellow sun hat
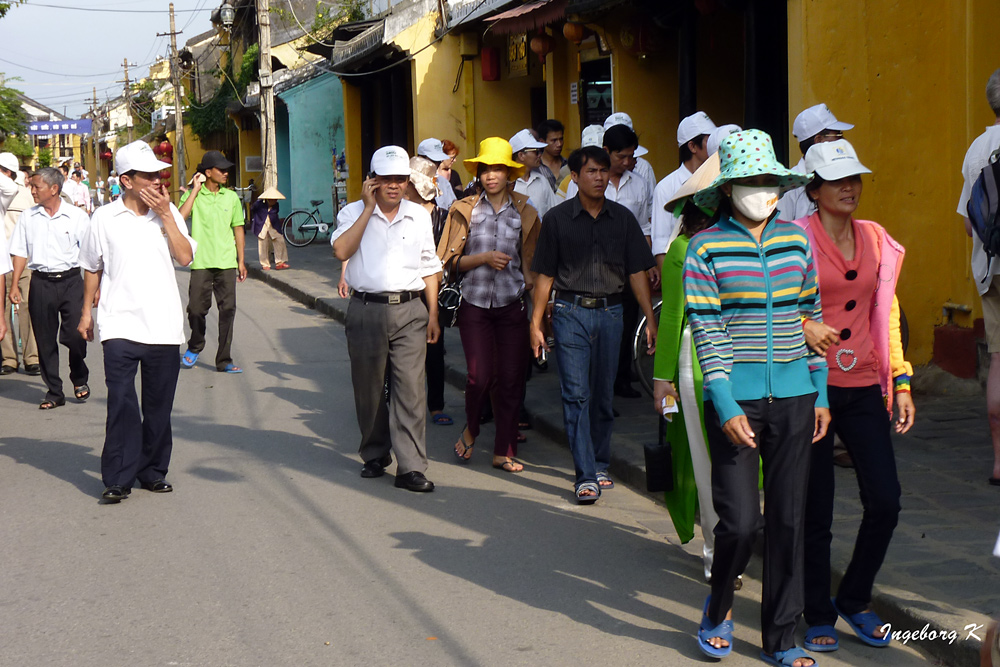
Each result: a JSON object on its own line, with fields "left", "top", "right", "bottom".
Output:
{"left": 463, "top": 137, "right": 525, "bottom": 181}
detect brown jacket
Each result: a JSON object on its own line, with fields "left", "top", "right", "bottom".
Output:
{"left": 437, "top": 191, "right": 541, "bottom": 288}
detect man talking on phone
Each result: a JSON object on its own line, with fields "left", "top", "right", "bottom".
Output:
{"left": 78, "top": 141, "right": 197, "bottom": 503}
{"left": 332, "top": 146, "right": 443, "bottom": 492}
{"left": 178, "top": 150, "right": 246, "bottom": 374}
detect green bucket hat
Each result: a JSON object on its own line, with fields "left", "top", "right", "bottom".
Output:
{"left": 693, "top": 129, "right": 811, "bottom": 208}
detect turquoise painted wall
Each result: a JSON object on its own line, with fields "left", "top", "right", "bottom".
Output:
{"left": 275, "top": 102, "right": 292, "bottom": 218}
{"left": 277, "top": 72, "right": 345, "bottom": 226}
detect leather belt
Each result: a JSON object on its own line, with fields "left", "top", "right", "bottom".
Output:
{"left": 555, "top": 291, "right": 622, "bottom": 309}
{"left": 350, "top": 290, "right": 421, "bottom": 305}
{"left": 33, "top": 269, "right": 80, "bottom": 282}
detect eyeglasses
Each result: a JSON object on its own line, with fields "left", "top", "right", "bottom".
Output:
{"left": 521, "top": 149, "right": 541, "bottom": 155}
{"left": 815, "top": 130, "right": 845, "bottom": 142}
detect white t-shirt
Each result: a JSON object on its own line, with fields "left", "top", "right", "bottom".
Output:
{"left": 958, "top": 124, "right": 1000, "bottom": 294}
{"left": 651, "top": 163, "right": 692, "bottom": 256}
{"left": 634, "top": 157, "right": 656, "bottom": 193}
{"left": 565, "top": 170, "right": 652, "bottom": 235}
{"left": 776, "top": 158, "right": 815, "bottom": 223}
{"left": 9, "top": 201, "right": 91, "bottom": 271}
{"left": 330, "top": 199, "right": 442, "bottom": 293}
{"left": 79, "top": 199, "right": 197, "bottom": 345}
{"left": 0, "top": 243, "right": 11, "bottom": 274}
{"left": 514, "top": 170, "right": 558, "bottom": 219}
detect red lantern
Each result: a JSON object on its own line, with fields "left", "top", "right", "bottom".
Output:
{"left": 159, "top": 169, "right": 171, "bottom": 180}
{"left": 529, "top": 33, "right": 553, "bottom": 63}
{"left": 562, "top": 22, "right": 586, "bottom": 45}
{"left": 159, "top": 141, "right": 173, "bottom": 157}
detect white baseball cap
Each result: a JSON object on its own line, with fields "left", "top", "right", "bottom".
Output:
{"left": 792, "top": 103, "right": 853, "bottom": 141}
{"left": 416, "top": 138, "right": 450, "bottom": 163}
{"left": 707, "top": 124, "right": 743, "bottom": 157}
{"left": 804, "top": 139, "right": 871, "bottom": 181}
{"left": 509, "top": 129, "right": 547, "bottom": 154}
{"left": 581, "top": 125, "right": 605, "bottom": 148}
{"left": 677, "top": 111, "right": 718, "bottom": 147}
{"left": 115, "top": 141, "right": 171, "bottom": 174}
{"left": 370, "top": 145, "right": 411, "bottom": 177}
{"left": 603, "top": 112, "right": 649, "bottom": 158}
{"left": 0, "top": 152, "right": 19, "bottom": 174}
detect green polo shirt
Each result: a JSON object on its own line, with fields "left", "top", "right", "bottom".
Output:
{"left": 180, "top": 186, "right": 244, "bottom": 270}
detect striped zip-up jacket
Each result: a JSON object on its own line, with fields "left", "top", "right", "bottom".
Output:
{"left": 683, "top": 216, "right": 829, "bottom": 425}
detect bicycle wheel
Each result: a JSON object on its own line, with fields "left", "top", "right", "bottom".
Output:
{"left": 283, "top": 211, "right": 319, "bottom": 247}
{"left": 633, "top": 299, "right": 662, "bottom": 398}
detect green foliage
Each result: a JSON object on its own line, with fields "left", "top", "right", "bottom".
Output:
{"left": 0, "top": 1, "right": 25, "bottom": 19}
{"left": 36, "top": 147, "right": 52, "bottom": 168}
{"left": 0, "top": 74, "right": 27, "bottom": 138}
{"left": 185, "top": 45, "right": 259, "bottom": 142}
{"left": 311, "top": 0, "right": 365, "bottom": 32}
{"left": 2, "top": 133, "right": 33, "bottom": 158}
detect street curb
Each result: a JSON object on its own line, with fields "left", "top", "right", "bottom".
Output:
{"left": 247, "top": 265, "right": 979, "bottom": 667}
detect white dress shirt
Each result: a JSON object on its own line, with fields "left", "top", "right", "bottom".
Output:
{"left": 514, "top": 170, "right": 558, "bottom": 219}
{"left": 651, "top": 163, "right": 692, "bottom": 256}
{"left": 0, "top": 243, "right": 11, "bottom": 274}
{"left": 78, "top": 199, "right": 197, "bottom": 345}
{"left": 635, "top": 157, "right": 657, "bottom": 192}
{"left": 0, "top": 171, "right": 18, "bottom": 218}
{"left": 9, "top": 201, "right": 91, "bottom": 271}
{"left": 565, "top": 169, "right": 652, "bottom": 235}
{"left": 331, "top": 199, "right": 442, "bottom": 293}
{"left": 775, "top": 158, "right": 815, "bottom": 223}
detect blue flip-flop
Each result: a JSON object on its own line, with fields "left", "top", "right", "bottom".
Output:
{"left": 596, "top": 471, "right": 615, "bottom": 489}
{"left": 832, "top": 599, "right": 890, "bottom": 647}
{"left": 181, "top": 349, "right": 199, "bottom": 368}
{"left": 804, "top": 625, "right": 839, "bottom": 652}
{"left": 220, "top": 363, "right": 243, "bottom": 374}
{"left": 574, "top": 482, "right": 600, "bottom": 505}
{"left": 431, "top": 413, "right": 454, "bottom": 426}
{"left": 697, "top": 595, "right": 733, "bottom": 659}
{"left": 760, "top": 647, "right": 817, "bottom": 666}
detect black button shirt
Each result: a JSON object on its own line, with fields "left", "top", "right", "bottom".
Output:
{"left": 531, "top": 196, "right": 654, "bottom": 296}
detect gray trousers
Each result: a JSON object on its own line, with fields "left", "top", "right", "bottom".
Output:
{"left": 345, "top": 296, "right": 429, "bottom": 475}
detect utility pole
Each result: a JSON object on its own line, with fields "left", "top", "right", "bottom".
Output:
{"left": 159, "top": 3, "right": 187, "bottom": 187}
{"left": 89, "top": 86, "right": 102, "bottom": 203}
{"left": 257, "top": 0, "right": 277, "bottom": 191}
{"left": 121, "top": 58, "right": 134, "bottom": 142}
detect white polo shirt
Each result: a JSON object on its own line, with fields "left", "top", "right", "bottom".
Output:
{"left": 565, "top": 169, "right": 652, "bottom": 235}
{"left": 776, "top": 158, "right": 815, "bottom": 223}
{"left": 331, "top": 198, "right": 442, "bottom": 293}
{"left": 958, "top": 124, "right": 1000, "bottom": 293}
{"left": 651, "top": 163, "right": 692, "bottom": 255}
{"left": 514, "top": 170, "right": 558, "bottom": 219}
{"left": 9, "top": 201, "right": 91, "bottom": 271}
{"left": 79, "top": 199, "right": 197, "bottom": 345}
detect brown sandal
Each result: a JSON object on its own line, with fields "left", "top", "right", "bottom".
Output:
{"left": 492, "top": 457, "right": 524, "bottom": 473}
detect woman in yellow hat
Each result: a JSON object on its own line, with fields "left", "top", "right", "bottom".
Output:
{"left": 250, "top": 186, "right": 289, "bottom": 270}
{"left": 437, "top": 138, "right": 541, "bottom": 473}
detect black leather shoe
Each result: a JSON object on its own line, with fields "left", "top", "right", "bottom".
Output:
{"left": 0, "top": 365, "right": 16, "bottom": 375}
{"left": 24, "top": 364, "right": 41, "bottom": 376}
{"left": 140, "top": 479, "right": 173, "bottom": 493}
{"left": 361, "top": 455, "right": 392, "bottom": 478}
{"left": 394, "top": 471, "right": 435, "bottom": 492}
{"left": 614, "top": 383, "right": 642, "bottom": 399}
{"left": 101, "top": 485, "right": 131, "bottom": 502}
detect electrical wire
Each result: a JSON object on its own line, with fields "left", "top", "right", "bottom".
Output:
{"left": 283, "top": 0, "right": 337, "bottom": 48}
{"left": 16, "top": 2, "right": 208, "bottom": 12}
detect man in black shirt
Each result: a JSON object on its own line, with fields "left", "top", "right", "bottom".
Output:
{"left": 530, "top": 146, "right": 656, "bottom": 503}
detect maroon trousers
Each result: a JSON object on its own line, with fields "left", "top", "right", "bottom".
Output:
{"left": 457, "top": 299, "right": 529, "bottom": 457}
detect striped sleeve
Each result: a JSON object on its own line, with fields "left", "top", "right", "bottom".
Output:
{"left": 684, "top": 237, "right": 742, "bottom": 424}
{"left": 799, "top": 240, "right": 829, "bottom": 408}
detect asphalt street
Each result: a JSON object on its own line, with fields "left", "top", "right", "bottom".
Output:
{"left": 0, "top": 270, "right": 939, "bottom": 666}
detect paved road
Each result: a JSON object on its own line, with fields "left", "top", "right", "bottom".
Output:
{"left": 0, "top": 270, "right": 939, "bottom": 665}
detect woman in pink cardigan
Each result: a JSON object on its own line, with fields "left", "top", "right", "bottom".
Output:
{"left": 795, "top": 139, "right": 915, "bottom": 654}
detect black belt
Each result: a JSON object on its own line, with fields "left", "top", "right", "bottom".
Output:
{"left": 350, "top": 290, "right": 421, "bottom": 305}
{"left": 555, "top": 291, "right": 622, "bottom": 309}
{"left": 33, "top": 269, "right": 80, "bottom": 282}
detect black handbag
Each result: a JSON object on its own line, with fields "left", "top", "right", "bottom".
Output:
{"left": 438, "top": 255, "right": 462, "bottom": 328}
{"left": 644, "top": 416, "right": 674, "bottom": 493}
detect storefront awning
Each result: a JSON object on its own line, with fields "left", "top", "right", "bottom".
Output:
{"left": 487, "top": 0, "right": 567, "bottom": 34}
{"left": 331, "top": 20, "right": 386, "bottom": 70}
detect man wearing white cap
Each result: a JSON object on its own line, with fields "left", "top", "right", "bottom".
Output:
{"left": 332, "top": 145, "right": 443, "bottom": 493}
{"left": 604, "top": 112, "right": 657, "bottom": 191}
{"left": 2, "top": 157, "right": 39, "bottom": 375}
{"left": 776, "top": 103, "right": 854, "bottom": 223}
{"left": 417, "top": 138, "right": 458, "bottom": 211}
{"left": 510, "top": 128, "right": 558, "bottom": 218}
{"left": 78, "top": 140, "right": 196, "bottom": 503}
{"left": 651, "top": 111, "right": 718, "bottom": 259}
{"left": 0, "top": 153, "right": 25, "bottom": 371}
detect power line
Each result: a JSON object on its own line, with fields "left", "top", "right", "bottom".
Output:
{"left": 17, "top": 2, "right": 208, "bottom": 12}
{"left": 0, "top": 55, "right": 162, "bottom": 79}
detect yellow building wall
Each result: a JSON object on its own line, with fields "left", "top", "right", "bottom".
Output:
{"left": 341, "top": 79, "right": 363, "bottom": 202}
{"left": 789, "top": 0, "right": 1000, "bottom": 365}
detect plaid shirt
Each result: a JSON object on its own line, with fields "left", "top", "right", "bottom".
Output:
{"left": 461, "top": 193, "right": 523, "bottom": 308}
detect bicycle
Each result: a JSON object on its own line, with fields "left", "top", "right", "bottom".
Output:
{"left": 283, "top": 199, "right": 334, "bottom": 247}
{"left": 631, "top": 301, "right": 910, "bottom": 398}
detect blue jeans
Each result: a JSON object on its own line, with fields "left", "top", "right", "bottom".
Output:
{"left": 551, "top": 299, "right": 623, "bottom": 486}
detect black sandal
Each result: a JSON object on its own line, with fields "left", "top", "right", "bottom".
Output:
{"left": 40, "top": 398, "right": 65, "bottom": 410}
{"left": 74, "top": 384, "right": 90, "bottom": 401}
{"left": 454, "top": 427, "right": 474, "bottom": 463}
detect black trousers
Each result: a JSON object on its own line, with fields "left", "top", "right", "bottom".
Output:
{"left": 615, "top": 283, "right": 639, "bottom": 387}
{"left": 804, "top": 384, "right": 900, "bottom": 626}
{"left": 101, "top": 340, "right": 180, "bottom": 488}
{"left": 28, "top": 271, "right": 88, "bottom": 402}
{"left": 187, "top": 268, "right": 237, "bottom": 370}
{"left": 426, "top": 338, "right": 445, "bottom": 413}
{"left": 705, "top": 393, "right": 816, "bottom": 655}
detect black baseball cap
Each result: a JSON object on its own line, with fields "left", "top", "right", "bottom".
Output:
{"left": 198, "top": 150, "right": 234, "bottom": 171}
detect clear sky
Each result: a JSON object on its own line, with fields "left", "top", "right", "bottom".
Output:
{"left": 0, "top": 0, "right": 216, "bottom": 118}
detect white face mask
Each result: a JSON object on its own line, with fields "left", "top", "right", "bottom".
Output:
{"left": 730, "top": 184, "right": 780, "bottom": 222}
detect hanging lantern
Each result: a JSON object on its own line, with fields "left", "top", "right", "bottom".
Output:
{"left": 562, "top": 22, "right": 586, "bottom": 45}
{"left": 159, "top": 169, "right": 172, "bottom": 181}
{"left": 529, "top": 33, "right": 553, "bottom": 63}
{"left": 159, "top": 140, "right": 173, "bottom": 157}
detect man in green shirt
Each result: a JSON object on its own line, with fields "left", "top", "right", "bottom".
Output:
{"left": 178, "top": 150, "right": 247, "bottom": 373}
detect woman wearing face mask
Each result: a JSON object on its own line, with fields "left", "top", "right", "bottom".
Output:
{"left": 437, "top": 138, "right": 540, "bottom": 473}
{"left": 793, "top": 140, "right": 914, "bottom": 653}
{"left": 685, "top": 130, "right": 830, "bottom": 667}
